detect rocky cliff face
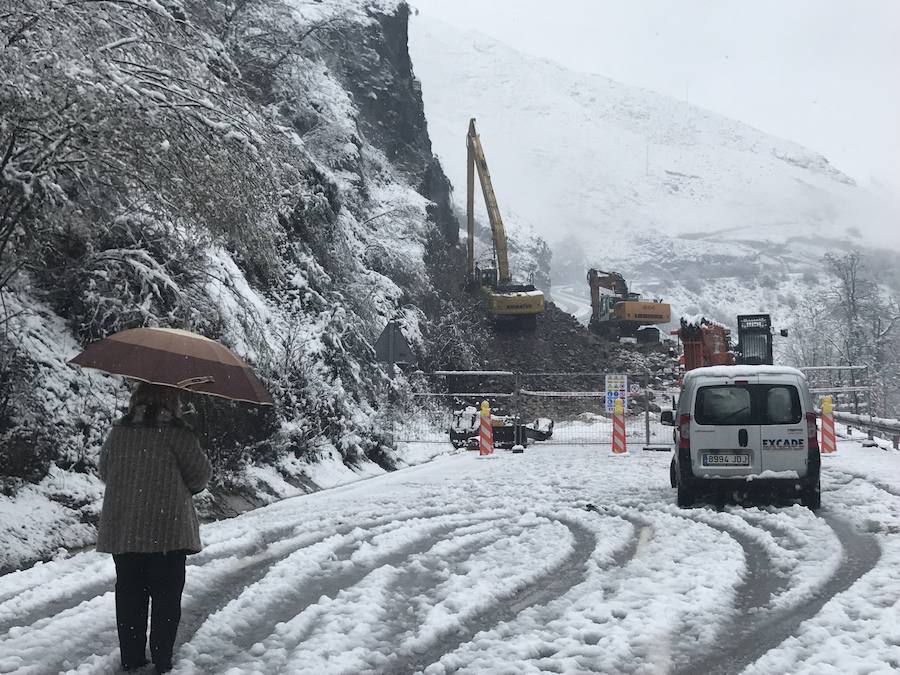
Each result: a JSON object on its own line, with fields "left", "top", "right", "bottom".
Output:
{"left": 326, "top": 2, "right": 456, "bottom": 239}
{"left": 0, "top": 0, "right": 460, "bottom": 570}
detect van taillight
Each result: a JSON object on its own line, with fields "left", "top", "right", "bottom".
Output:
{"left": 806, "top": 412, "right": 819, "bottom": 451}
{"left": 679, "top": 414, "right": 691, "bottom": 449}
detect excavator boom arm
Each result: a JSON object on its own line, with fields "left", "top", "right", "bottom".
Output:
{"left": 467, "top": 119, "right": 510, "bottom": 284}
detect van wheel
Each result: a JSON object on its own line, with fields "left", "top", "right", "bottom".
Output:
{"left": 676, "top": 477, "right": 694, "bottom": 508}
{"left": 800, "top": 478, "right": 821, "bottom": 511}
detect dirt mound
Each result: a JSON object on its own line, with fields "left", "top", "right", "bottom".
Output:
{"left": 475, "top": 302, "right": 669, "bottom": 377}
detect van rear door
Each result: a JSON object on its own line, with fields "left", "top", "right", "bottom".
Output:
{"left": 758, "top": 379, "right": 808, "bottom": 477}
{"left": 692, "top": 377, "right": 761, "bottom": 478}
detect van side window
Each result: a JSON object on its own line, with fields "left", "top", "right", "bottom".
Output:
{"left": 762, "top": 385, "right": 802, "bottom": 424}
{"left": 695, "top": 386, "right": 752, "bottom": 425}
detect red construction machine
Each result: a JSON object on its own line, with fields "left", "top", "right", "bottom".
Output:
{"left": 673, "top": 318, "right": 735, "bottom": 372}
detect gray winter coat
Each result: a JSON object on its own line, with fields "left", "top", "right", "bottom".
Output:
{"left": 97, "top": 418, "right": 212, "bottom": 554}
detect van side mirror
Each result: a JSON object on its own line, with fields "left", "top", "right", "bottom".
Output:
{"left": 660, "top": 410, "right": 675, "bottom": 426}
{"left": 779, "top": 329, "right": 789, "bottom": 337}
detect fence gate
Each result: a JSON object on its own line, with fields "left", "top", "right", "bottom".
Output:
{"left": 392, "top": 370, "right": 672, "bottom": 449}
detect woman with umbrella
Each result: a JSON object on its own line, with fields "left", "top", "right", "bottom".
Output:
{"left": 71, "top": 327, "right": 272, "bottom": 673}
{"left": 97, "top": 381, "right": 211, "bottom": 673}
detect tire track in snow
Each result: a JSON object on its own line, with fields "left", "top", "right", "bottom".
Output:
{"left": 0, "top": 522, "right": 308, "bottom": 635}
{"left": 731, "top": 513, "right": 808, "bottom": 553}
{"left": 670, "top": 512, "right": 880, "bottom": 675}
{"left": 369, "top": 524, "right": 502, "bottom": 652}
{"left": 1, "top": 512, "right": 453, "bottom": 673}
{"left": 0, "top": 504, "right": 448, "bottom": 635}
{"left": 174, "top": 512, "right": 499, "bottom": 672}
{"left": 225, "top": 518, "right": 485, "bottom": 653}
{"left": 581, "top": 510, "right": 655, "bottom": 609}
{"left": 388, "top": 517, "right": 612, "bottom": 675}
{"left": 178, "top": 511, "right": 473, "bottom": 649}
{"left": 0, "top": 522, "right": 298, "bottom": 607}
{"left": 0, "top": 520, "right": 353, "bottom": 637}
{"left": 2, "top": 529, "right": 356, "bottom": 674}
{"left": 827, "top": 469, "right": 900, "bottom": 499}
{"left": 670, "top": 511, "right": 789, "bottom": 615}
{"left": 0, "top": 568, "right": 113, "bottom": 635}
{"left": 176, "top": 531, "right": 342, "bottom": 643}
{"left": 253, "top": 520, "right": 505, "bottom": 673}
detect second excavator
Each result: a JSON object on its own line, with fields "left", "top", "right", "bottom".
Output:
{"left": 466, "top": 119, "right": 544, "bottom": 328}
{"left": 587, "top": 268, "right": 670, "bottom": 341}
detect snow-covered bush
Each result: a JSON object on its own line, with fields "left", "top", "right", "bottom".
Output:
{"left": 1, "top": 0, "right": 458, "bottom": 502}
{"left": 0, "top": 0, "right": 275, "bottom": 292}
{"left": 36, "top": 216, "right": 215, "bottom": 342}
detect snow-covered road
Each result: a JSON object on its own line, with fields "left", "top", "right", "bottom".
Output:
{"left": 1, "top": 441, "right": 898, "bottom": 674}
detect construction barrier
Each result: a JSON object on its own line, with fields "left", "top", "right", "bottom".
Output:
{"left": 611, "top": 398, "right": 627, "bottom": 454}
{"left": 394, "top": 371, "right": 674, "bottom": 448}
{"left": 820, "top": 395, "right": 837, "bottom": 454}
{"left": 479, "top": 400, "right": 494, "bottom": 456}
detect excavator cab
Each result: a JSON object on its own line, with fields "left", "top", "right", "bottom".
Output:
{"left": 596, "top": 294, "right": 616, "bottom": 320}
{"left": 478, "top": 265, "right": 499, "bottom": 289}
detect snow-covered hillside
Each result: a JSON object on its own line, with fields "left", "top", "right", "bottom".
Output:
{"left": 409, "top": 15, "right": 900, "bottom": 330}
{"left": 0, "top": 0, "right": 461, "bottom": 571}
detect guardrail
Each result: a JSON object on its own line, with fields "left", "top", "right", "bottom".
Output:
{"left": 831, "top": 410, "right": 900, "bottom": 449}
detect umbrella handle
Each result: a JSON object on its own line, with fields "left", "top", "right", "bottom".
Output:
{"left": 177, "top": 376, "right": 216, "bottom": 388}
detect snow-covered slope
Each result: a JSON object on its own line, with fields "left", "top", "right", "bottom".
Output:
{"left": 0, "top": 0, "right": 460, "bottom": 571}
{"left": 409, "top": 15, "right": 900, "bottom": 329}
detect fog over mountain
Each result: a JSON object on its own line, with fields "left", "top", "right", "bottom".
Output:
{"left": 409, "top": 14, "right": 900, "bottom": 329}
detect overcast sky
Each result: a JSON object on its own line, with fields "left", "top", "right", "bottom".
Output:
{"left": 410, "top": 0, "right": 899, "bottom": 190}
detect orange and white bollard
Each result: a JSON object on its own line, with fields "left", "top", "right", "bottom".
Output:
{"left": 820, "top": 395, "right": 837, "bottom": 455}
{"left": 611, "top": 398, "right": 627, "bottom": 454}
{"left": 479, "top": 400, "right": 494, "bottom": 457}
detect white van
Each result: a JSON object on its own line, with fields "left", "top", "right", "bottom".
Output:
{"left": 661, "top": 365, "right": 821, "bottom": 509}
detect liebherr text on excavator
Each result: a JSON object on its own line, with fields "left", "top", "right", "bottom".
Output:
{"left": 466, "top": 119, "right": 544, "bottom": 328}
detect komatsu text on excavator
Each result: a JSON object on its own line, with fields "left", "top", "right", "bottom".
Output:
{"left": 466, "top": 119, "right": 545, "bottom": 327}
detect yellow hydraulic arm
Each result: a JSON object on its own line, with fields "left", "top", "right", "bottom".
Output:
{"left": 466, "top": 119, "right": 510, "bottom": 284}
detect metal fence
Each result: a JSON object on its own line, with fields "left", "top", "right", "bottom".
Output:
{"left": 832, "top": 410, "right": 900, "bottom": 450}
{"left": 801, "top": 365, "right": 873, "bottom": 413}
{"left": 392, "top": 370, "right": 672, "bottom": 449}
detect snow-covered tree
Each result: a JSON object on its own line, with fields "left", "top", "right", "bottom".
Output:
{"left": 785, "top": 251, "right": 900, "bottom": 414}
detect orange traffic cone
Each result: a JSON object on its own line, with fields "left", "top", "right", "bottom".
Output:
{"left": 479, "top": 400, "right": 494, "bottom": 457}
{"left": 612, "top": 398, "right": 627, "bottom": 454}
{"left": 820, "top": 395, "right": 837, "bottom": 455}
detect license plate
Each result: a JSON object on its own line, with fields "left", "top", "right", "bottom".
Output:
{"left": 702, "top": 453, "right": 750, "bottom": 467}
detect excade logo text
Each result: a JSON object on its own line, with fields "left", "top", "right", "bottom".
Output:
{"left": 762, "top": 439, "right": 806, "bottom": 448}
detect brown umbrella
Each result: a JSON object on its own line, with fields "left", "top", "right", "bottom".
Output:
{"left": 69, "top": 327, "right": 273, "bottom": 405}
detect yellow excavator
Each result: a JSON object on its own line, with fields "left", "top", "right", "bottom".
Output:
{"left": 466, "top": 119, "right": 545, "bottom": 327}
{"left": 587, "top": 268, "right": 670, "bottom": 341}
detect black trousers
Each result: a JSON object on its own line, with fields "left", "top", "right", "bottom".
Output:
{"left": 113, "top": 551, "right": 187, "bottom": 670}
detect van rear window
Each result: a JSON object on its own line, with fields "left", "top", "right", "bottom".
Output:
{"left": 695, "top": 386, "right": 752, "bottom": 425}
{"left": 695, "top": 384, "right": 802, "bottom": 425}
